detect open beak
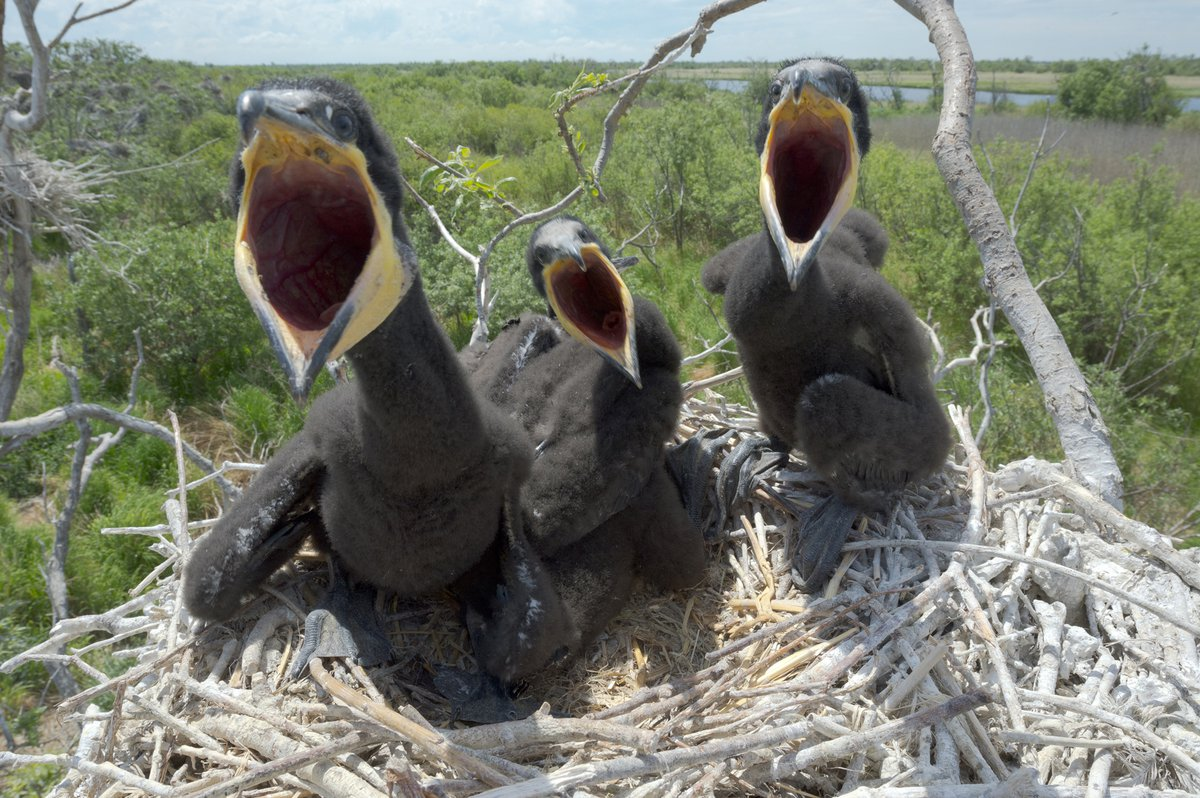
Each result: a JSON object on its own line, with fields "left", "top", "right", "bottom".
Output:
{"left": 234, "top": 88, "right": 408, "bottom": 399}
{"left": 759, "top": 77, "right": 861, "bottom": 290}
{"left": 542, "top": 243, "right": 641, "bottom": 388}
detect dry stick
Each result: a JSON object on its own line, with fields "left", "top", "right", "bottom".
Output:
{"left": 997, "top": 500, "right": 1058, "bottom": 635}
{"left": 593, "top": 670, "right": 722, "bottom": 726}
{"left": 683, "top": 365, "right": 744, "bottom": 399}
{"left": 947, "top": 405, "right": 987, "bottom": 546}
{"left": 444, "top": 714, "right": 657, "bottom": 753}
{"left": 0, "top": 591, "right": 159, "bottom": 672}
{"left": 952, "top": 568, "right": 1025, "bottom": 734}
{"left": 307, "top": 658, "right": 516, "bottom": 788}
{"left": 930, "top": 660, "right": 1010, "bottom": 781}
{"left": 841, "top": 538, "right": 1200, "bottom": 638}
{"left": 1033, "top": 600, "right": 1066, "bottom": 698}
{"left": 53, "top": 634, "right": 198, "bottom": 713}
{"left": 805, "top": 565, "right": 959, "bottom": 685}
{"left": 180, "top": 675, "right": 334, "bottom": 746}
{"left": 999, "top": 731, "right": 1126, "bottom": 750}
{"left": 1015, "top": 687, "right": 1200, "bottom": 780}
{"left": 681, "top": 332, "right": 735, "bottom": 366}
{"left": 177, "top": 733, "right": 372, "bottom": 798}
{"left": 1063, "top": 649, "right": 1119, "bottom": 787}
{"left": 121, "top": 686, "right": 222, "bottom": 752}
{"left": 1031, "top": 598, "right": 1069, "bottom": 780}
{"left": 742, "top": 692, "right": 989, "bottom": 784}
{"left": 998, "top": 458, "right": 1200, "bottom": 591}
{"left": 48, "top": 704, "right": 104, "bottom": 796}
{"left": 0, "top": 752, "right": 171, "bottom": 796}
{"left": 193, "top": 714, "right": 383, "bottom": 798}
{"left": 0, "top": 402, "right": 235, "bottom": 499}
{"left": 182, "top": 676, "right": 386, "bottom": 793}
{"left": 892, "top": 0, "right": 1123, "bottom": 508}
{"left": 471, "top": 720, "right": 814, "bottom": 798}
{"left": 1085, "top": 747, "right": 1114, "bottom": 798}
{"left": 839, "top": 785, "right": 1198, "bottom": 798}
{"left": 174, "top": 746, "right": 312, "bottom": 795}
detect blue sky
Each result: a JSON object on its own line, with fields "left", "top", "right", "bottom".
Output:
{"left": 8, "top": 1, "right": 1197, "bottom": 65}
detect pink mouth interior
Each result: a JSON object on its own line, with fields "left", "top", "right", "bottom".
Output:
{"left": 549, "top": 252, "right": 627, "bottom": 352}
{"left": 767, "top": 112, "right": 851, "bottom": 243}
{"left": 245, "top": 160, "right": 374, "bottom": 331}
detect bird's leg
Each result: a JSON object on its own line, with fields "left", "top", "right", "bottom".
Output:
{"left": 665, "top": 427, "right": 735, "bottom": 532}
{"left": 793, "top": 494, "right": 861, "bottom": 594}
{"left": 289, "top": 555, "right": 393, "bottom": 680}
{"left": 443, "top": 485, "right": 576, "bottom": 719}
{"left": 714, "top": 435, "right": 792, "bottom": 526}
{"left": 631, "top": 465, "right": 707, "bottom": 591}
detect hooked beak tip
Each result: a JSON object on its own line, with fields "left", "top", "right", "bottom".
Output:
{"left": 237, "top": 90, "right": 266, "bottom": 144}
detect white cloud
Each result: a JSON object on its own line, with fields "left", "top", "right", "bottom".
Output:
{"left": 5, "top": 0, "right": 1196, "bottom": 64}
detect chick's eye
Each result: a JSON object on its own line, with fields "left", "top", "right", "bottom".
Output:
{"left": 331, "top": 108, "right": 356, "bottom": 140}
{"left": 769, "top": 82, "right": 783, "bottom": 101}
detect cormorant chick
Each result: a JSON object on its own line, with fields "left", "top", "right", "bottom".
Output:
{"left": 701, "top": 59, "right": 952, "bottom": 592}
{"left": 182, "top": 78, "right": 555, "bottom": 672}
{"left": 458, "top": 216, "right": 705, "bottom": 684}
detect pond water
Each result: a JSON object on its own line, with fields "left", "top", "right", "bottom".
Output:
{"left": 702, "top": 79, "right": 1200, "bottom": 113}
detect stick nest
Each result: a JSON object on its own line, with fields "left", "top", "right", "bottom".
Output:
{"left": 8, "top": 394, "right": 1200, "bottom": 798}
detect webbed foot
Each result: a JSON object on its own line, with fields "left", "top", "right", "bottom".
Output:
{"left": 665, "top": 427, "right": 736, "bottom": 530}
{"left": 289, "top": 558, "right": 392, "bottom": 679}
{"left": 715, "top": 435, "right": 790, "bottom": 525}
{"left": 793, "top": 495, "right": 860, "bottom": 594}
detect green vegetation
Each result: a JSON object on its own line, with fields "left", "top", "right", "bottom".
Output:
{"left": 1059, "top": 49, "right": 1181, "bottom": 124}
{"left": 2, "top": 44, "right": 1198, "bottom": 770}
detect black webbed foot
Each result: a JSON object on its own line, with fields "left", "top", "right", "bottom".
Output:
{"left": 432, "top": 665, "right": 541, "bottom": 724}
{"left": 715, "top": 435, "right": 790, "bottom": 524}
{"left": 793, "top": 495, "right": 860, "bottom": 593}
{"left": 665, "top": 428, "right": 736, "bottom": 530}
{"left": 289, "top": 558, "right": 393, "bottom": 679}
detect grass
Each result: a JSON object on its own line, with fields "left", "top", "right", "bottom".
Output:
{"left": 872, "top": 111, "right": 1200, "bottom": 195}
{"left": 667, "top": 66, "right": 1200, "bottom": 97}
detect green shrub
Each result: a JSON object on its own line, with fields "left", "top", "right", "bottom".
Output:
{"left": 63, "top": 221, "right": 272, "bottom": 404}
{"left": 1059, "top": 49, "right": 1181, "bottom": 125}
{"left": 221, "top": 384, "right": 307, "bottom": 458}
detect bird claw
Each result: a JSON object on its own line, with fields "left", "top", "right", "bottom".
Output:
{"left": 666, "top": 427, "right": 736, "bottom": 531}
{"left": 715, "top": 435, "right": 790, "bottom": 523}
{"left": 792, "top": 495, "right": 860, "bottom": 594}
{"left": 289, "top": 560, "right": 393, "bottom": 680}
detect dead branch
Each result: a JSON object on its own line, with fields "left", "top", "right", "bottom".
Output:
{"left": 411, "top": 0, "right": 765, "bottom": 345}
{"left": 893, "top": 0, "right": 1124, "bottom": 509}
{"left": 0, "top": 400, "right": 236, "bottom": 500}
{"left": 0, "top": 0, "right": 144, "bottom": 421}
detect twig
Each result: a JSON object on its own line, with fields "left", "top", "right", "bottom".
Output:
{"left": 744, "top": 692, "right": 990, "bottom": 783}
{"left": 179, "top": 733, "right": 372, "bottom": 798}
{"left": 444, "top": 713, "right": 656, "bottom": 753}
{"left": 472, "top": 719, "right": 814, "bottom": 798}
{"left": 840, "top": 539, "right": 1200, "bottom": 638}
{"left": 995, "top": 458, "right": 1200, "bottom": 590}
{"left": 308, "top": 658, "right": 517, "bottom": 787}
{"left": 1016, "top": 687, "right": 1200, "bottom": 780}
{"left": 683, "top": 365, "right": 744, "bottom": 398}
{"left": 0, "top": 401, "right": 235, "bottom": 499}
{"left": 681, "top": 332, "right": 736, "bottom": 367}
{"left": 948, "top": 404, "right": 987, "bottom": 546}
{"left": 0, "top": 751, "right": 170, "bottom": 796}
